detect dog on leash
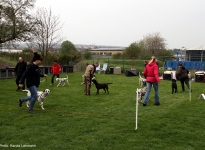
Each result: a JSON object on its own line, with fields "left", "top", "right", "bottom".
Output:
{"left": 22, "top": 89, "right": 50, "bottom": 110}
{"left": 171, "top": 79, "right": 177, "bottom": 94}
{"left": 139, "top": 72, "right": 146, "bottom": 87}
{"left": 137, "top": 87, "right": 148, "bottom": 103}
{"left": 92, "top": 79, "right": 113, "bottom": 95}
{"left": 56, "top": 75, "right": 69, "bottom": 87}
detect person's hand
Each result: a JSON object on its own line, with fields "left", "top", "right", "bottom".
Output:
{"left": 19, "top": 84, "right": 23, "bottom": 88}
{"left": 44, "top": 74, "right": 47, "bottom": 77}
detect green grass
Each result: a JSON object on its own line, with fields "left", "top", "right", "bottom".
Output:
{"left": 0, "top": 72, "right": 205, "bottom": 150}
{"left": 0, "top": 57, "right": 17, "bottom": 67}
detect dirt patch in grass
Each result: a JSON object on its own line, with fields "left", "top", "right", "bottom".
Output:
{"left": 0, "top": 60, "right": 15, "bottom": 69}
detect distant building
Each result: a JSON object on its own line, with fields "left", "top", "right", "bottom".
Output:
{"left": 0, "top": 49, "right": 22, "bottom": 53}
{"left": 89, "top": 47, "right": 125, "bottom": 56}
{"left": 186, "top": 46, "right": 205, "bottom": 62}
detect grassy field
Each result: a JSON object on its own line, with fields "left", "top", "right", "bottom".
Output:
{"left": 0, "top": 72, "right": 205, "bottom": 150}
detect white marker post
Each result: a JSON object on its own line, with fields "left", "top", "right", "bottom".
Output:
{"left": 189, "top": 72, "right": 191, "bottom": 102}
{"left": 135, "top": 88, "right": 139, "bottom": 130}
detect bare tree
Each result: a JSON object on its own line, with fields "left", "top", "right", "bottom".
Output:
{"left": 141, "top": 32, "right": 167, "bottom": 56}
{"left": 0, "top": 0, "right": 36, "bottom": 44}
{"left": 31, "top": 7, "right": 64, "bottom": 58}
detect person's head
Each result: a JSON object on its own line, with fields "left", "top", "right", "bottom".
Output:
{"left": 18, "top": 57, "right": 23, "bottom": 63}
{"left": 53, "top": 60, "right": 58, "bottom": 65}
{"left": 178, "top": 64, "right": 185, "bottom": 69}
{"left": 32, "top": 52, "right": 42, "bottom": 65}
{"left": 86, "top": 62, "right": 89, "bottom": 66}
{"left": 178, "top": 64, "right": 183, "bottom": 67}
{"left": 148, "top": 56, "right": 157, "bottom": 64}
{"left": 94, "top": 62, "right": 99, "bottom": 67}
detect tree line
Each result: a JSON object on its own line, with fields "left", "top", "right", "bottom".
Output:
{"left": 112, "top": 32, "right": 174, "bottom": 61}
{"left": 0, "top": 0, "right": 80, "bottom": 64}
{"left": 0, "top": 0, "right": 173, "bottom": 63}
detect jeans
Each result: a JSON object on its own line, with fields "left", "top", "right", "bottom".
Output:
{"left": 21, "top": 85, "right": 38, "bottom": 110}
{"left": 143, "top": 82, "right": 160, "bottom": 104}
{"left": 180, "top": 77, "right": 190, "bottom": 91}
{"left": 51, "top": 74, "right": 59, "bottom": 84}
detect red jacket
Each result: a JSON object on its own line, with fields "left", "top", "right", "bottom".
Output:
{"left": 143, "top": 62, "right": 160, "bottom": 83}
{"left": 51, "top": 64, "right": 61, "bottom": 75}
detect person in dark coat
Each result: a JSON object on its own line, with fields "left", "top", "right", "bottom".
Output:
{"left": 18, "top": 53, "right": 47, "bottom": 114}
{"left": 176, "top": 64, "right": 191, "bottom": 92}
{"left": 12, "top": 57, "right": 27, "bottom": 91}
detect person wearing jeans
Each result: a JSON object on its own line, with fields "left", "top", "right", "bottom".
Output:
{"left": 18, "top": 53, "right": 47, "bottom": 114}
{"left": 143, "top": 82, "right": 160, "bottom": 105}
{"left": 20, "top": 86, "right": 38, "bottom": 110}
{"left": 142, "top": 56, "right": 160, "bottom": 106}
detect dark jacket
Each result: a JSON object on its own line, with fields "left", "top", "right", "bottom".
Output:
{"left": 19, "top": 63, "right": 44, "bottom": 88}
{"left": 177, "top": 66, "right": 189, "bottom": 80}
{"left": 14, "top": 61, "right": 27, "bottom": 76}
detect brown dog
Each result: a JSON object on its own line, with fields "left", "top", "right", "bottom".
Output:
{"left": 92, "top": 79, "right": 113, "bottom": 95}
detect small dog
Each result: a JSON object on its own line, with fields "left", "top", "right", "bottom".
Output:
{"left": 92, "top": 79, "right": 113, "bottom": 94}
{"left": 56, "top": 75, "right": 69, "bottom": 87}
{"left": 22, "top": 89, "right": 50, "bottom": 110}
{"left": 171, "top": 79, "right": 177, "bottom": 94}
{"left": 137, "top": 87, "right": 148, "bottom": 103}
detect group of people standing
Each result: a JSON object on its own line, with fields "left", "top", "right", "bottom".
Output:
{"left": 13, "top": 53, "right": 62, "bottom": 113}
{"left": 13, "top": 53, "right": 191, "bottom": 113}
{"left": 142, "top": 56, "right": 191, "bottom": 106}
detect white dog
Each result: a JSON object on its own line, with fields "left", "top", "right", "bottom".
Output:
{"left": 56, "top": 75, "right": 69, "bottom": 87}
{"left": 137, "top": 87, "right": 148, "bottom": 103}
{"left": 139, "top": 72, "right": 146, "bottom": 87}
{"left": 22, "top": 89, "right": 50, "bottom": 110}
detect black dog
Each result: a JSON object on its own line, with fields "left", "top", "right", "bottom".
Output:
{"left": 92, "top": 79, "right": 113, "bottom": 95}
{"left": 172, "top": 79, "right": 177, "bottom": 94}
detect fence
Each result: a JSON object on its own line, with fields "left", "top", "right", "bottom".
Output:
{"left": 164, "top": 61, "right": 205, "bottom": 70}
{"left": 0, "top": 66, "right": 73, "bottom": 79}
{"left": 74, "top": 57, "right": 165, "bottom": 73}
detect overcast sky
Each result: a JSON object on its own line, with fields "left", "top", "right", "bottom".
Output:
{"left": 35, "top": 0, "right": 205, "bottom": 49}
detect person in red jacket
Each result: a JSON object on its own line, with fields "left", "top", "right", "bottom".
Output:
{"left": 50, "top": 60, "right": 62, "bottom": 85}
{"left": 142, "top": 56, "right": 160, "bottom": 106}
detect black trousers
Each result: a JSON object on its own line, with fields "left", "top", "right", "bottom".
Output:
{"left": 180, "top": 77, "right": 190, "bottom": 91}
{"left": 15, "top": 75, "right": 25, "bottom": 89}
{"left": 51, "top": 74, "right": 60, "bottom": 84}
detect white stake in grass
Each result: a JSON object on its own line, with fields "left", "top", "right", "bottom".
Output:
{"left": 135, "top": 88, "right": 139, "bottom": 130}
{"left": 189, "top": 72, "right": 191, "bottom": 102}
